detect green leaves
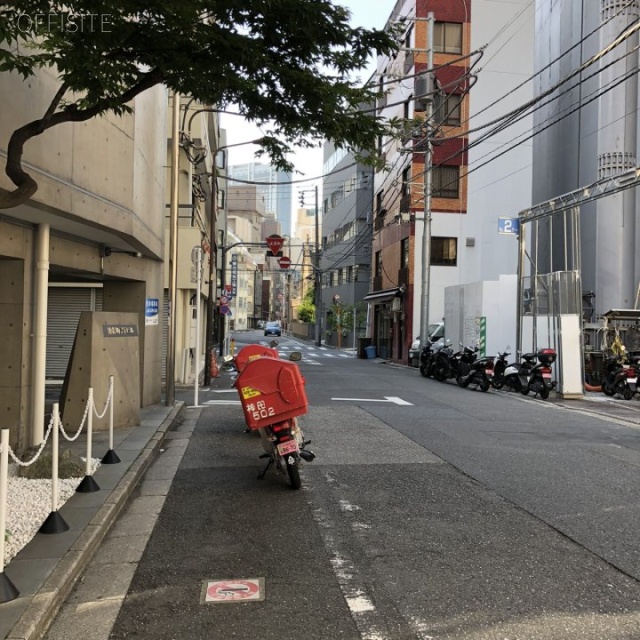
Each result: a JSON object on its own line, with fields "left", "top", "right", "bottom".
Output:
{"left": 0, "top": 0, "right": 399, "bottom": 193}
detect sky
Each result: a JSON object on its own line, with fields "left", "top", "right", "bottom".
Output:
{"left": 219, "top": 0, "right": 394, "bottom": 186}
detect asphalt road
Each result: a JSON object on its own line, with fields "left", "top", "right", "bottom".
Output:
{"left": 46, "top": 330, "right": 640, "bottom": 639}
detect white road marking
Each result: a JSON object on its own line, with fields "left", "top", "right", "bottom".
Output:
{"left": 332, "top": 396, "right": 413, "bottom": 406}
{"left": 211, "top": 389, "right": 238, "bottom": 393}
{"left": 202, "top": 400, "right": 242, "bottom": 405}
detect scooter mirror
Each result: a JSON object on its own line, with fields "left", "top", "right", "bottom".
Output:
{"left": 289, "top": 351, "right": 302, "bottom": 362}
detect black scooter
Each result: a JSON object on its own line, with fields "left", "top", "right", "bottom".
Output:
{"left": 457, "top": 350, "right": 494, "bottom": 392}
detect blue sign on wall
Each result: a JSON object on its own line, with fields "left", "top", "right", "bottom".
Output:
{"left": 145, "top": 298, "right": 159, "bottom": 325}
{"left": 498, "top": 217, "right": 520, "bottom": 235}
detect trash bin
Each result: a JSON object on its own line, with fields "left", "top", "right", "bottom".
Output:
{"left": 233, "top": 356, "right": 308, "bottom": 430}
{"left": 357, "top": 337, "right": 372, "bottom": 359}
{"left": 365, "top": 345, "right": 377, "bottom": 359}
{"left": 235, "top": 344, "right": 279, "bottom": 373}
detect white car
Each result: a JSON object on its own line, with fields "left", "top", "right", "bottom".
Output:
{"left": 409, "top": 322, "right": 445, "bottom": 366}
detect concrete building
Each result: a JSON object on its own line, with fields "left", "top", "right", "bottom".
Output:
{"left": 372, "top": 0, "right": 473, "bottom": 362}
{"left": 321, "top": 145, "right": 373, "bottom": 346}
{"left": 163, "top": 99, "right": 221, "bottom": 385}
{"left": 226, "top": 185, "right": 266, "bottom": 330}
{"left": 370, "top": 0, "right": 534, "bottom": 362}
{"left": 0, "top": 65, "right": 167, "bottom": 448}
{"left": 228, "top": 162, "right": 293, "bottom": 236}
{"left": 532, "top": 0, "right": 640, "bottom": 318}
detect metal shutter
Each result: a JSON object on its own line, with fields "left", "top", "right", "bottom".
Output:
{"left": 46, "top": 288, "right": 103, "bottom": 380}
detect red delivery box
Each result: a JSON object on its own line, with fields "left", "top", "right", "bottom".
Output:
{"left": 234, "top": 356, "right": 308, "bottom": 430}
{"left": 235, "top": 344, "right": 279, "bottom": 373}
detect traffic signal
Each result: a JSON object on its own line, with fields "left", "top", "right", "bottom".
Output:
{"left": 298, "top": 192, "right": 305, "bottom": 207}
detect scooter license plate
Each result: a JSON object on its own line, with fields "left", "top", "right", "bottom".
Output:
{"left": 277, "top": 440, "right": 299, "bottom": 456}
{"left": 542, "top": 373, "right": 552, "bottom": 379}
{"left": 485, "top": 369, "right": 493, "bottom": 377}
{"left": 628, "top": 378, "right": 637, "bottom": 384}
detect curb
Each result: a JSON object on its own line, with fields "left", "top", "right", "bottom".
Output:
{"left": 6, "top": 402, "right": 185, "bottom": 640}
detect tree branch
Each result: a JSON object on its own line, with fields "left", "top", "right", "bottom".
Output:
{"left": 0, "top": 69, "right": 164, "bottom": 209}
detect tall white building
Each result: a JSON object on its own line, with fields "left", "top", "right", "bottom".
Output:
{"left": 228, "top": 162, "right": 293, "bottom": 237}
{"left": 532, "top": 0, "right": 640, "bottom": 316}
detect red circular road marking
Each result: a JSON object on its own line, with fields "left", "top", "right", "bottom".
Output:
{"left": 207, "top": 580, "right": 260, "bottom": 600}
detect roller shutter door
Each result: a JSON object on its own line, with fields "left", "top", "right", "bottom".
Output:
{"left": 46, "top": 288, "right": 103, "bottom": 380}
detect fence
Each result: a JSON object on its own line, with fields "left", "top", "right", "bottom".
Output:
{"left": 0, "top": 375, "right": 118, "bottom": 603}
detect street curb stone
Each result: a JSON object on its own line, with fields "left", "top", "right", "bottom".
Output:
{"left": 5, "top": 402, "right": 184, "bottom": 640}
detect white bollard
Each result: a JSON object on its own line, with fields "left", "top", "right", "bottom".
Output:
{"left": 76, "top": 388, "right": 100, "bottom": 493}
{"left": 39, "top": 405, "right": 70, "bottom": 534}
{"left": 102, "top": 376, "right": 120, "bottom": 464}
{"left": 86, "top": 387, "right": 93, "bottom": 477}
{"left": 52, "top": 404, "right": 59, "bottom": 513}
{"left": 0, "top": 429, "right": 8, "bottom": 574}
{"left": 109, "top": 375, "right": 114, "bottom": 452}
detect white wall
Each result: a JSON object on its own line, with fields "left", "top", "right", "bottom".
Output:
{"left": 462, "top": 0, "right": 535, "bottom": 284}
{"left": 445, "top": 274, "right": 518, "bottom": 356}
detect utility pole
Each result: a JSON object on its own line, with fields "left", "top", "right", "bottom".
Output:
{"left": 166, "top": 91, "right": 181, "bottom": 406}
{"left": 314, "top": 185, "right": 322, "bottom": 346}
{"left": 419, "top": 12, "right": 435, "bottom": 348}
{"left": 299, "top": 187, "right": 322, "bottom": 346}
{"left": 204, "top": 138, "right": 217, "bottom": 387}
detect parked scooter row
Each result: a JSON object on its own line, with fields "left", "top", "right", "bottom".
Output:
{"left": 601, "top": 352, "right": 639, "bottom": 400}
{"left": 419, "top": 339, "right": 558, "bottom": 399}
{"left": 492, "top": 348, "right": 557, "bottom": 399}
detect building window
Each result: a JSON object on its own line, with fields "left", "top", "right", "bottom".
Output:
{"left": 432, "top": 165, "right": 459, "bottom": 199}
{"left": 404, "top": 26, "right": 413, "bottom": 49}
{"left": 431, "top": 237, "right": 457, "bottom": 266}
{"left": 338, "top": 269, "right": 344, "bottom": 285}
{"left": 401, "top": 238, "right": 409, "bottom": 268}
{"left": 434, "top": 22, "right": 462, "bottom": 55}
{"left": 347, "top": 266, "right": 353, "bottom": 282}
{"left": 401, "top": 166, "right": 410, "bottom": 197}
{"left": 376, "top": 190, "right": 385, "bottom": 215}
{"left": 434, "top": 93, "right": 462, "bottom": 126}
{"left": 375, "top": 250, "right": 382, "bottom": 277}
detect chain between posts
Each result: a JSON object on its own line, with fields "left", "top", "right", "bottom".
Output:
{"left": 0, "top": 377, "right": 115, "bottom": 461}
{"left": 92, "top": 378, "right": 114, "bottom": 420}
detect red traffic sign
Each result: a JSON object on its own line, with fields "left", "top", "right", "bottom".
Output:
{"left": 278, "top": 256, "right": 291, "bottom": 269}
{"left": 265, "top": 234, "right": 285, "bottom": 255}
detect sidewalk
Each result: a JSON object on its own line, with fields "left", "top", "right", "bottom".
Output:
{"left": 1, "top": 402, "right": 184, "bottom": 640}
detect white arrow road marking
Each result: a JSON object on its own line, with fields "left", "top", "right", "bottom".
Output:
{"left": 332, "top": 396, "right": 413, "bottom": 406}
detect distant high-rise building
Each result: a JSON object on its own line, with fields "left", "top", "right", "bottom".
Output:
{"left": 228, "top": 162, "right": 293, "bottom": 236}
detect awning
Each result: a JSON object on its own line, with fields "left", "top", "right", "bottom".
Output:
{"left": 363, "top": 287, "right": 403, "bottom": 304}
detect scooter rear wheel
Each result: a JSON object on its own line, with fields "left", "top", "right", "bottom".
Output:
{"left": 520, "top": 385, "right": 530, "bottom": 396}
{"left": 539, "top": 386, "right": 549, "bottom": 400}
{"left": 286, "top": 457, "right": 301, "bottom": 490}
{"left": 419, "top": 364, "right": 429, "bottom": 378}
{"left": 479, "top": 378, "right": 490, "bottom": 392}
{"left": 433, "top": 364, "right": 448, "bottom": 382}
